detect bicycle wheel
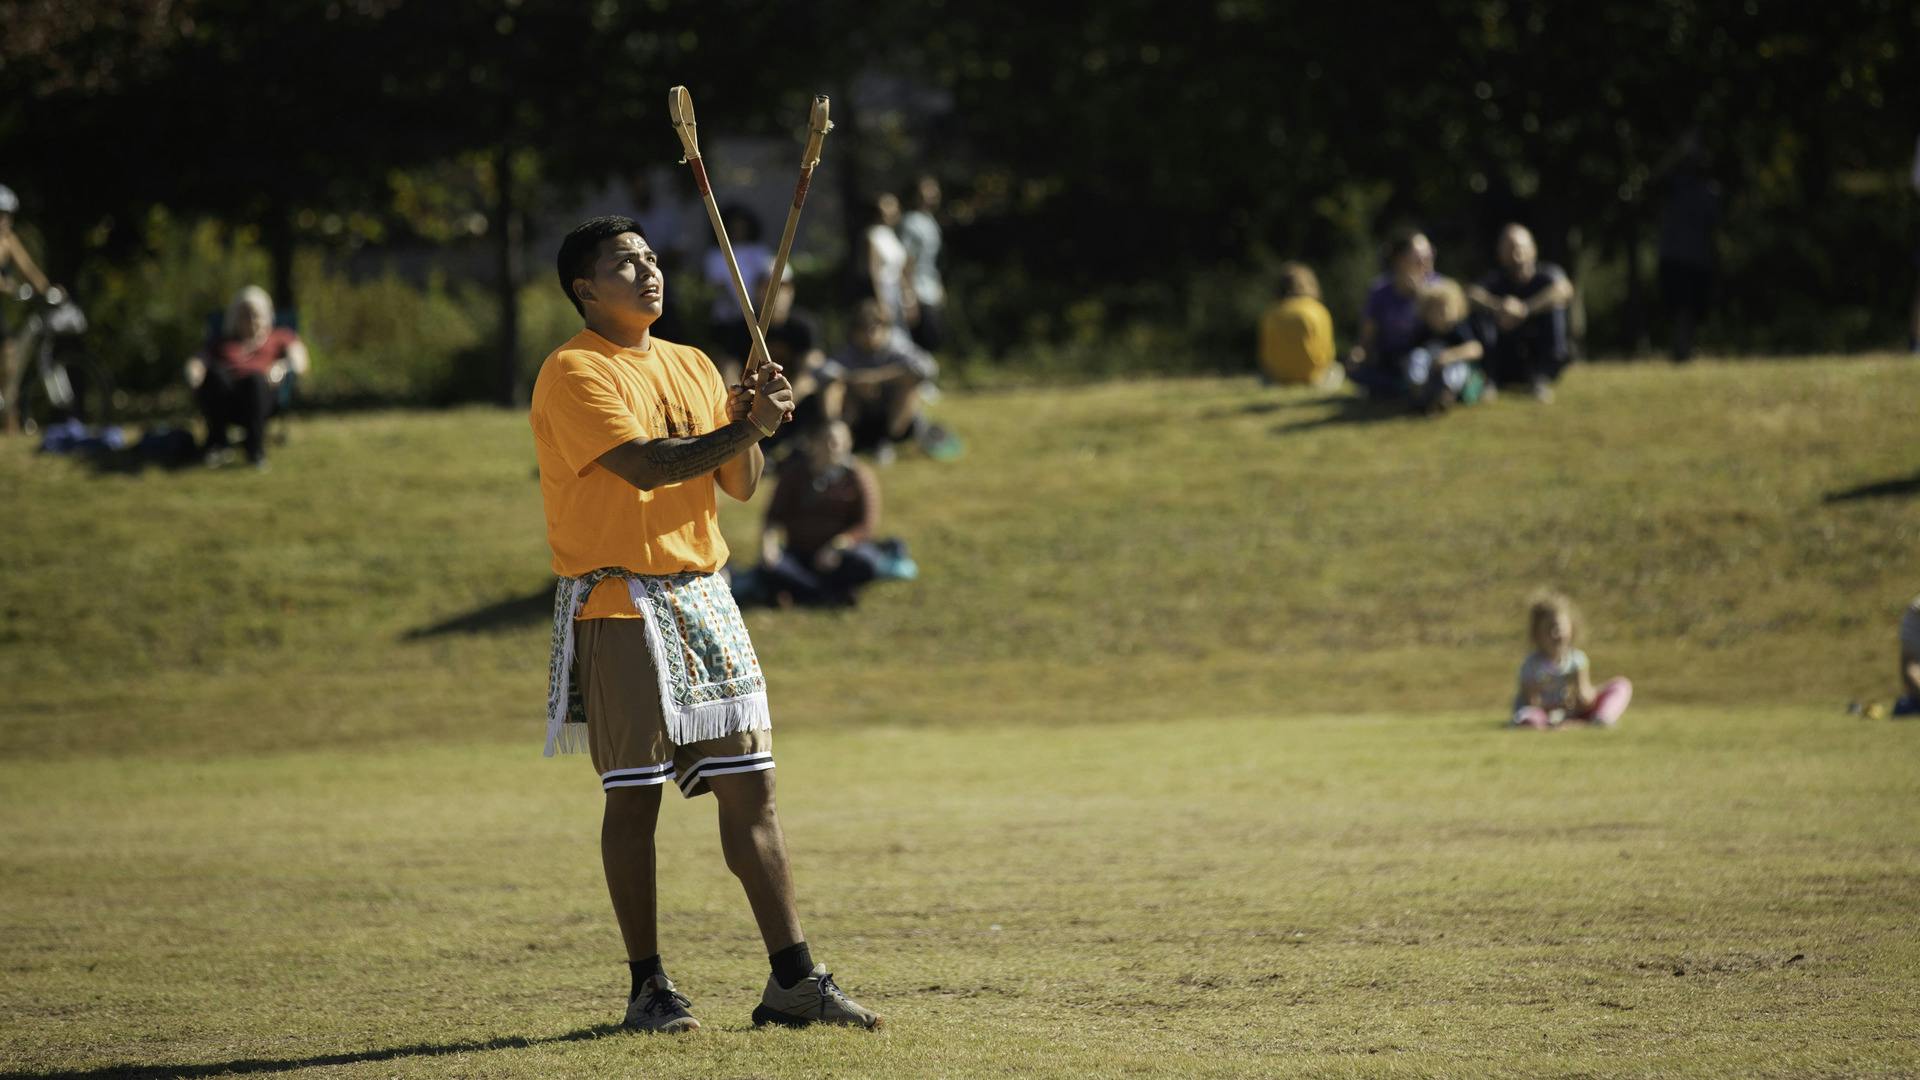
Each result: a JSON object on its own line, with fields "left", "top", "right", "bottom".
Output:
{"left": 17, "top": 349, "right": 114, "bottom": 433}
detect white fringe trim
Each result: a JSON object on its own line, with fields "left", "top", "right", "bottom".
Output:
{"left": 631, "top": 579, "right": 771, "bottom": 745}
{"left": 543, "top": 576, "right": 592, "bottom": 757}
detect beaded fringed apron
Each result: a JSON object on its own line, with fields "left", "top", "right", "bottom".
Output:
{"left": 544, "top": 568, "right": 769, "bottom": 756}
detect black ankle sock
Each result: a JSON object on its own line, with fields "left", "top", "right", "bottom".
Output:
{"left": 770, "top": 941, "right": 814, "bottom": 989}
{"left": 628, "top": 954, "right": 665, "bottom": 1001}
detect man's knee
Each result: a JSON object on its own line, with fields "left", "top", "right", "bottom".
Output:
{"left": 604, "top": 784, "right": 663, "bottom": 829}
{"left": 711, "top": 768, "right": 778, "bottom": 821}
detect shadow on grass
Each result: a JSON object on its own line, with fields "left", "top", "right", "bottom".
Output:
{"left": 403, "top": 589, "right": 552, "bottom": 639}
{"left": 0, "top": 1024, "right": 626, "bottom": 1080}
{"left": 1269, "top": 396, "right": 1414, "bottom": 435}
{"left": 1823, "top": 469, "right": 1920, "bottom": 504}
{"left": 1201, "top": 395, "right": 1344, "bottom": 420}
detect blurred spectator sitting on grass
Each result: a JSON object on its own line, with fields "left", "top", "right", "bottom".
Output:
{"left": 899, "top": 175, "right": 947, "bottom": 353}
{"left": 718, "top": 264, "right": 839, "bottom": 455}
{"left": 1511, "top": 590, "right": 1633, "bottom": 730}
{"left": 701, "top": 203, "right": 773, "bottom": 384}
{"left": 1895, "top": 594, "right": 1920, "bottom": 716}
{"left": 1402, "top": 278, "right": 1490, "bottom": 413}
{"left": 736, "top": 418, "right": 915, "bottom": 609}
{"left": 829, "top": 300, "right": 960, "bottom": 464}
{"left": 1467, "top": 224, "right": 1573, "bottom": 402}
{"left": 1257, "top": 261, "right": 1339, "bottom": 388}
{"left": 1345, "top": 229, "right": 1436, "bottom": 399}
{"left": 863, "top": 192, "right": 915, "bottom": 331}
{"left": 185, "top": 285, "right": 308, "bottom": 469}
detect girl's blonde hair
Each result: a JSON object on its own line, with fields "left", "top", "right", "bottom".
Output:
{"left": 1527, "top": 588, "right": 1578, "bottom": 644}
{"left": 1418, "top": 277, "right": 1468, "bottom": 325}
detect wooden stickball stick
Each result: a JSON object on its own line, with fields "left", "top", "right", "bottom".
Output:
{"left": 667, "top": 85, "right": 780, "bottom": 395}
{"left": 756, "top": 95, "right": 833, "bottom": 338}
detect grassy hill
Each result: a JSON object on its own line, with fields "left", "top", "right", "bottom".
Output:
{"left": 2, "top": 356, "right": 1917, "bottom": 1077}
{"left": 2, "top": 356, "right": 1915, "bottom": 761}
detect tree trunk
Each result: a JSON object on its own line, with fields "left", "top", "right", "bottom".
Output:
{"left": 266, "top": 193, "right": 296, "bottom": 314}
{"left": 494, "top": 144, "right": 523, "bottom": 406}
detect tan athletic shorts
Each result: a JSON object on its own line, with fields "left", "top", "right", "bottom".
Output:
{"left": 577, "top": 617, "right": 773, "bottom": 798}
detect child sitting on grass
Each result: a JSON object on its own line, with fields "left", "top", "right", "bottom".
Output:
{"left": 1511, "top": 590, "right": 1632, "bottom": 730}
{"left": 1403, "top": 278, "right": 1491, "bottom": 413}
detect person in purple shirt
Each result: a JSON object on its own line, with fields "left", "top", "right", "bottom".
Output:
{"left": 1345, "top": 229, "right": 1436, "bottom": 399}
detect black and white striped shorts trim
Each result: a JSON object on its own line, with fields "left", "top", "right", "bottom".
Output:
{"left": 601, "top": 762, "right": 676, "bottom": 790}
{"left": 676, "top": 751, "right": 775, "bottom": 794}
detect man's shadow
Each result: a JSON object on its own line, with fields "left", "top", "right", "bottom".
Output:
{"left": 403, "top": 588, "right": 551, "bottom": 639}
{"left": 0, "top": 1024, "right": 624, "bottom": 1080}
{"left": 1823, "top": 469, "right": 1920, "bottom": 505}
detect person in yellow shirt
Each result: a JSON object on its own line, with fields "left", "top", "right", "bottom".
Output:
{"left": 1257, "top": 262, "right": 1339, "bottom": 387}
{"left": 530, "top": 215, "right": 878, "bottom": 1033}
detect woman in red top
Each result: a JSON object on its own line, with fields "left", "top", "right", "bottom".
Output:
{"left": 187, "top": 286, "right": 307, "bottom": 468}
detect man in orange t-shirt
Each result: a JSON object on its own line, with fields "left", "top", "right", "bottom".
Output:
{"left": 529, "top": 216, "right": 878, "bottom": 1033}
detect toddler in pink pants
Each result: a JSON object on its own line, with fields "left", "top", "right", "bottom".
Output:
{"left": 1511, "top": 590, "right": 1632, "bottom": 730}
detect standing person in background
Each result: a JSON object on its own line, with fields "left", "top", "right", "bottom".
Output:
{"left": 1257, "top": 262, "right": 1339, "bottom": 387}
{"left": 862, "top": 193, "right": 914, "bottom": 332}
{"left": 1656, "top": 139, "right": 1720, "bottom": 363}
{"left": 1467, "top": 224, "right": 1575, "bottom": 402}
{"left": 899, "top": 175, "right": 948, "bottom": 353}
{"left": 0, "top": 183, "right": 59, "bottom": 436}
{"left": 1345, "top": 230, "right": 1436, "bottom": 399}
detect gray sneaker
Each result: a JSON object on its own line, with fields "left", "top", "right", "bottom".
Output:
{"left": 751, "top": 964, "right": 881, "bottom": 1029}
{"left": 624, "top": 973, "right": 700, "bottom": 1033}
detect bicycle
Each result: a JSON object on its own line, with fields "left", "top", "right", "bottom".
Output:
{"left": 1, "top": 285, "right": 115, "bottom": 436}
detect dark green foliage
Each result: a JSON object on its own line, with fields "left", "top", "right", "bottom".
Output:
{"left": 1, "top": 0, "right": 1915, "bottom": 395}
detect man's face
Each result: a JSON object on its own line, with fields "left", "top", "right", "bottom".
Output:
{"left": 581, "top": 232, "right": 664, "bottom": 319}
{"left": 1499, "top": 228, "right": 1536, "bottom": 277}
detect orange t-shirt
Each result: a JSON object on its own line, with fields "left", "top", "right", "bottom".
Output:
{"left": 529, "top": 330, "right": 732, "bottom": 619}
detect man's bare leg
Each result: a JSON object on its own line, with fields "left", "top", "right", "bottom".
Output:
{"left": 711, "top": 768, "right": 879, "bottom": 1028}
{"left": 602, "top": 785, "right": 662, "bottom": 960}
{"left": 708, "top": 769, "right": 803, "bottom": 951}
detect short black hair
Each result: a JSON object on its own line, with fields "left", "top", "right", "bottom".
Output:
{"left": 557, "top": 215, "right": 647, "bottom": 315}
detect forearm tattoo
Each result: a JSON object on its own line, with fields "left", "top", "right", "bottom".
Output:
{"left": 636, "top": 420, "right": 760, "bottom": 487}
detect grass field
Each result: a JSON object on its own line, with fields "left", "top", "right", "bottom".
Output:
{"left": 2, "top": 356, "right": 1918, "bottom": 1077}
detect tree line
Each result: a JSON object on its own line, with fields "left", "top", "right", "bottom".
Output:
{"left": 4, "top": 0, "right": 1915, "bottom": 403}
